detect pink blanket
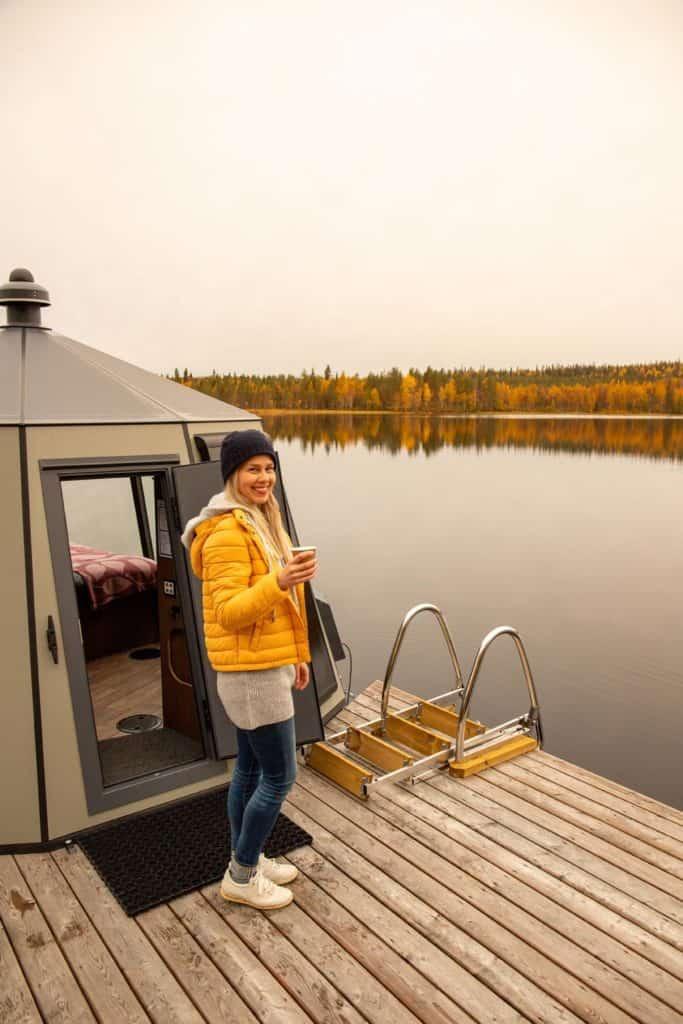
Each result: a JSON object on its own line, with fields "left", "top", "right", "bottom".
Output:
{"left": 70, "top": 544, "right": 157, "bottom": 610}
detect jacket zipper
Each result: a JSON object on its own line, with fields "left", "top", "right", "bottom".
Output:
{"left": 236, "top": 512, "right": 305, "bottom": 628}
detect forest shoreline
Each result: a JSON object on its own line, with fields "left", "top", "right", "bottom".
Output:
{"left": 254, "top": 409, "right": 682, "bottom": 419}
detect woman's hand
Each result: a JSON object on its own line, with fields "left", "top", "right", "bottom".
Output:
{"left": 277, "top": 551, "right": 318, "bottom": 590}
{"left": 294, "top": 662, "right": 310, "bottom": 690}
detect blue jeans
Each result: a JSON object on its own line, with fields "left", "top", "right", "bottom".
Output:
{"left": 228, "top": 716, "right": 297, "bottom": 869}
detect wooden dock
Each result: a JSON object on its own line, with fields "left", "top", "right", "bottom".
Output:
{"left": 1, "top": 680, "right": 682, "bottom": 1023}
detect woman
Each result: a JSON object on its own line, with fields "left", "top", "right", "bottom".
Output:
{"left": 181, "top": 429, "right": 317, "bottom": 910}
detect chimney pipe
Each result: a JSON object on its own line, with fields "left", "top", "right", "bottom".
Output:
{"left": 0, "top": 268, "right": 50, "bottom": 327}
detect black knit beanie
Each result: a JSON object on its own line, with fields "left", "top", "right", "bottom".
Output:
{"left": 220, "top": 429, "right": 277, "bottom": 484}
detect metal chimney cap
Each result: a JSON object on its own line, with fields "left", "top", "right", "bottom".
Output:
{"left": 0, "top": 268, "right": 51, "bottom": 308}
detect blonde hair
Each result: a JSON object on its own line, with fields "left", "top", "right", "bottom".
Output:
{"left": 224, "top": 465, "right": 292, "bottom": 568}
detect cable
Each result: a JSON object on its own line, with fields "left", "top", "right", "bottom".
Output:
{"left": 341, "top": 640, "right": 353, "bottom": 705}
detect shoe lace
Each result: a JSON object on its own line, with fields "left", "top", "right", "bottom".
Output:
{"left": 254, "top": 869, "right": 276, "bottom": 896}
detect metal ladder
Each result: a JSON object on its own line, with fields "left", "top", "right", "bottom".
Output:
{"left": 302, "top": 603, "right": 543, "bottom": 799}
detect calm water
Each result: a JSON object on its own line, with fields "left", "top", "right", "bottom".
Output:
{"left": 263, "top": 414, "right": 683, "bottom": 809}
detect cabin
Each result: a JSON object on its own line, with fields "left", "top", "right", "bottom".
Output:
{"left": 0, "top": 267, "right": 346, "bottom": 852}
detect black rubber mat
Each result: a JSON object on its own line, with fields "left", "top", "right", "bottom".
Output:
{"left": 77, "top": 785, "right": 313, "bottom": 916}
{"left": 99, "top": 728, "right": 203, "bottom": 786}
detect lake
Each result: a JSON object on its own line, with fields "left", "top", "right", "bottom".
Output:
{"left": 262, "top": 413, "right": 683, "bottom": 810}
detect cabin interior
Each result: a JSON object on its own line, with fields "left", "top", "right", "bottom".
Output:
{"left": 63, "top": 471, "right": 206, "bottom": 789}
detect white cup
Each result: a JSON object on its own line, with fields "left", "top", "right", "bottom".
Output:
{"left": 290, "top": 545, "right": 317, "bottom": 558}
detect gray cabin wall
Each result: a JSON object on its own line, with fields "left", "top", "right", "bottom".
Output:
{"left": 0, "top": 427, "right": 41, "bottom": 844}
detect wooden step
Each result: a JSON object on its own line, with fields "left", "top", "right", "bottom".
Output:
{"left": 371, "top": 715, "right": 451, "bottom": 757}
{"left": 448, "top": 735, "right": 538, "bottom": 778}
{"left": 413, "top": 702, "right": 486, "bottom": 739}
{"left": 344, "top": 727, "right": 413, "bottom": 773}
{"left": 304, "top": 742, "right": 373, "bottom": 799}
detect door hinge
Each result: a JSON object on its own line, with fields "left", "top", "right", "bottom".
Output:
{"left": 202, "top": 699, "right": 212, "bottom": 729}
{"left": 46, "top": 616, "right": 59, "bottom": 664}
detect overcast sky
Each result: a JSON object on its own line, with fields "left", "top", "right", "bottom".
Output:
{"left": 3, "top": 1, "right": 682, "bottom": 375}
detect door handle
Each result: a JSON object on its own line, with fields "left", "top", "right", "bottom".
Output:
{"left": 46, "top": 616, "right": 59, "bottom": 664}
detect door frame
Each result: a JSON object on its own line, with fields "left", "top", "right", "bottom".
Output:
{"left": 40, "top": 454, "right": 223, "bottom": 815}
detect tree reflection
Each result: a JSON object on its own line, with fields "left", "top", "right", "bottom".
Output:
{"left": 260, "top": 413, "right": 683, "bottom": 461}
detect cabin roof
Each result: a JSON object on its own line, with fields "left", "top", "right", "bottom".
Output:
{"left": 0, "top": 325, "right": 257, "bottom": 426}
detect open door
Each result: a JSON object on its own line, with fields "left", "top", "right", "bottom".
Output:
{"left": 171, "top": 461, "right": 327, "bottom": 759}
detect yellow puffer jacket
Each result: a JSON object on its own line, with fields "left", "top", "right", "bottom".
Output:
{"left": 190, "top": 508, "right": 310, "bottom": 672}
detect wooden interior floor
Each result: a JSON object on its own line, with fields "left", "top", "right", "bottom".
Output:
{"left": 2, "top": 680, "right": 683, "bottom": 1024}
{"left": 87, "top": 647, "right": 163, "bottom": 741}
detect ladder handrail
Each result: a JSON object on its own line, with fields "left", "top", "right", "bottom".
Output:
{"left": 381, "top": 603, "right": 464, "bottom": 724}
{"left": 455, "top": 625, "right": 543, "bottom": 761}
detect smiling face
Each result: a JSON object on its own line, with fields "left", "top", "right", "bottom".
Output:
{"left": 235, "top": 455, "right": 277, "bottom": 505}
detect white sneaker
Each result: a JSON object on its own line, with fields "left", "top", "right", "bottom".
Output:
{"left": 220, "top": 866, "right": 293, "bottom": 910}
{"left": 259, "top": 853, "right": 299, "bottom": 885}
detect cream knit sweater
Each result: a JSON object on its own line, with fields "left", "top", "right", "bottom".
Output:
{"left": 217, "top": 663, "right": 296, "bottom": 731}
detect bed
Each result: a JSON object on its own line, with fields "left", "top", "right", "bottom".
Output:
{"left": 70, "top": 544, "right": 160, "bottom": 660}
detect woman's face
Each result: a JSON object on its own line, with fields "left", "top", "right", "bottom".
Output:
{"left": 236, "top": 455, "right": 276, "bottom": 505}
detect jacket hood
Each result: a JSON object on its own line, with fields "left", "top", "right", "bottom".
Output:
{"left": 181, "top": 491, "right": 278, "bottom": 580}
{"left": 180, "top": 491, "right": 247, "bottom": 551}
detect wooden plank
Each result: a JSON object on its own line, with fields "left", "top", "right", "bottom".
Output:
{"left": 305, "top": 743, "right": 372, "bottom": 798}
{"left": 502, "top": 760, "right": 683, "bottom": 864}
{"left": 426, "top": 772, "right": 683, "bottom": 962}
{"left": 345, "top": 726, "right": 413, "bottom": 772}
{"left": 88, "top": 649, "right": 162, "bottom": 742}
{"left": 373, "top": 716, "right": 450, "bottom": 757}
{"left": 289, "top": 776, "right": 603, "bottom": 1024}
{"left": 296, "top": 769, "right": 679, "bottom": 1024}
{"left": 534, "top": 750, "right": 683, "bottom": 826}
{"left": 0, "top": 918, "right": 41, "bottom": 1024}
{"left": 347, "top": 690, "right": 416, "bottom": 725}
{"left": 0, "top": 856, "right": 95, "bottom": 1024}
{"left": 375, "top": 777, "right": 683, "bottom": 1008}
{"left": 365, "top": 681, "right": 416, "bottom": 706}
{"left": 347, "top": 686, "right": 683, "bottom": 906}
{"left": 15, "top": 853, "right": 149, "bottom": 1024}
{"left": 203, "top": 886, "right": 369, "bottom": 1024}
{"left": 495, "top": 762, "right": 683, "bottom": 888}
{"left": 171, "top": 890, "right": 314, "bottom": 1024}
{"left": 522, "top": 754, "right": 683, "bottom": 844}
{"left": 415, "top": 701, "right": 485, "bottom": 738}
{"left": 326, "top": 707, "right": 369, "bottom": 734}
{"left": 283, "top": 793, "right": 550, "bottom": 1024}
{"left": 254, "top": 891, "right": 428, "bottom": 1024}
{"left": 462, "top": 773, "right": 683, "bottom": 928}
{"left": 52, "top": 848, "right": 204, "bottom": 1024}
{"left": 448, "top": 736, "right": 537, "bottom": 777}
{"left": 362, "top": 786, "right": 679, "bottom": 1023}
{"left": 280, "top": 841, "right": 474, "bottom": 1024}
{"left": 362, "top": 684, "right": 683, "bottom": 826}
{"left": 480, "top": 766, "right": 683, "bottom": 905}
{"left": 351, "top": 691, "right": 411, "bottom": 718}
{"left": 356, "top": 686, "right": 485, "bottom": 740}
{"left": 136, "top": 903, "right": 259, "bottom": 1024}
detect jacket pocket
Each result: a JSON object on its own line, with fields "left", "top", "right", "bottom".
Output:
{"left": 249, "top": 618, "right": 264, "bottom": 651}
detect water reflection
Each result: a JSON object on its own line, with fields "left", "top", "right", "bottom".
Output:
{"left": 271, "top": 414, "right": 682, "bottom": 807}
{"left": 261, "top": 412, "right": 683, "bottom": 461}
